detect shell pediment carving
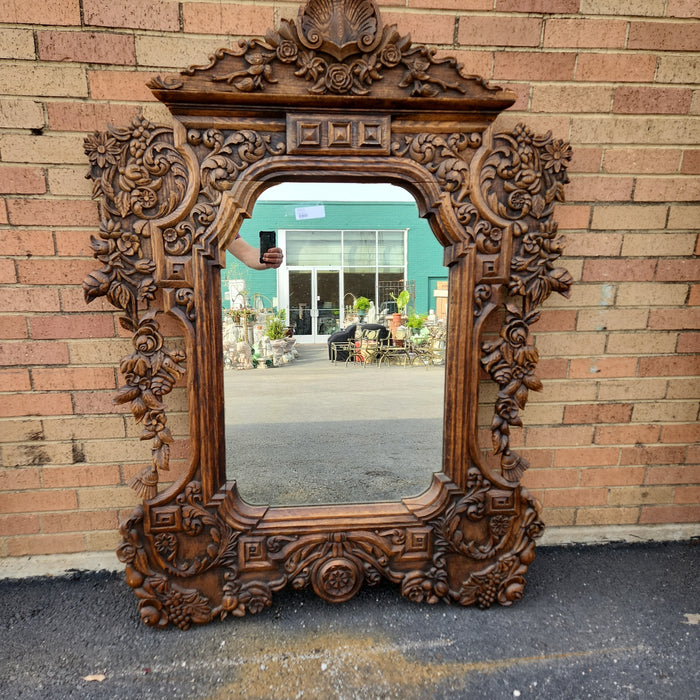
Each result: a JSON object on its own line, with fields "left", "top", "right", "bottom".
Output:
{"left": 298, "top": 0, "right": 380, "bottom": 60}
{"left": 150, "top": 0, "right": 512, "bottom": 108}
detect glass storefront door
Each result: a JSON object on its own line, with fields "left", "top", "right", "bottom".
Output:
{"left": 288, "top": 268, "right": 341, "bottom": 343}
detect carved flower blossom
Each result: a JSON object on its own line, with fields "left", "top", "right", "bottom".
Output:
{"left": 162, "top": 228, "right": 179, "bottom": 244}
{"left": 522, "top": 232, "right": 542, "bottom": 255}
{"left": 353, "top": 53, "right": 382, "bottom": 88}
{"left": 239, "top": 583, "right": 273, "bottom": 615}
{"left": 541, "top": 139, "right": 572, "bottom": 173}
{"left": 130, "top": 187, "right": 158, "bottom": 211}
{"left": 117, "top": 233, "right": 141, "bottom": 256}
{"left": 133, "top": 321, "right": 164, "bottom": 356}
{"left": 399, "top": 57, "right": 440, "bottom": 97}
{"left": 489, "top": 514, "right": 513, "bottom": 538}
{"left": 380, "top": 44, "right": 402, "bottom": 67}
{"left": 325, "top": 565, "right": 353, "bottom": 593}
{"left": 502, "top": 317, "right": 529, "bottom": 348}
{"left": 507, "top": 189, "right": 532, "bottom": 215}
{"left": 276, "top": 40, "right": 298, "bottom": 63}
{"left": 325, "top": 63, "right": 354, "bottom": 93}
{"left": 496, "top": 397, "right": 520, "bottom": 424}
{"left": 295, "top": 50, "right": 325, "bottom": 82}
{"left": 154, "top": 532, "right": 177, "bottom": 559}
{"left": 85, "top": 131, "right": 121, "bottom": 169}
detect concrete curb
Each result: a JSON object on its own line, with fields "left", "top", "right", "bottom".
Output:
{"left": 2, "top": 523, "right": 698, "bottom": 580}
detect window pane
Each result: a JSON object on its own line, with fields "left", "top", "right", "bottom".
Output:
{"left": 344, "top": 271, "right": 375, "bottom": 302}
{"left": 286, "top": 230, "right": 341, "bottom": 266}
{"left": 378, "top": 230, "right": 404, "bottom": 266}
{"left": 343, "top": 230, "right": 376, "bottom": 267}
{"left": 289, "top": 270, "right": 312, "bottom": 335}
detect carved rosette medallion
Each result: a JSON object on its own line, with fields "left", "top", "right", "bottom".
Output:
{"left": 79, "top": 0, "right": 570, "bottom": 628}
{"left": 312, "top": 557, "right": 364, "bottom": 602}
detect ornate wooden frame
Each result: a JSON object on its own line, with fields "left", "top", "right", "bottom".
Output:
{"left": 82, "top": 0, "right": 572, "bottom": 628}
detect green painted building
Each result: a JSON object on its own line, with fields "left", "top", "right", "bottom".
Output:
{"left": 223, "top": 199, "right": 447, "bottom": 343}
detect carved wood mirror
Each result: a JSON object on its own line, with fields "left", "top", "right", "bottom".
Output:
{"left": 82, "top": 0, "right": 572, "bottom": 628}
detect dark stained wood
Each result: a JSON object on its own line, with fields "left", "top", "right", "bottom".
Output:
{"left": 81, "top": 0, "right": 572, "bottom": 628}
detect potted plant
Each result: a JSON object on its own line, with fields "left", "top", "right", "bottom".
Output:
{"left": 265, "top": 309, "right": 293, "bottom": 366}
{"left": 390, "top": 290, "right": 410, "bottom": 316}
{"left": 406, "top": 313, "right": 428, "bottom": 334}
{"left": 264, "top": 309, "right": 288, "bottom": 340}
{"left": 389, "top": 290, "right": 410, "bottom": 344}
{"left": 354, "top": 296, "right": 371, "bottom": 320}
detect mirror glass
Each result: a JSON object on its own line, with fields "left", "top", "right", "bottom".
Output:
{"left": 222, "top": 183, "right": 448, "bottom": 506}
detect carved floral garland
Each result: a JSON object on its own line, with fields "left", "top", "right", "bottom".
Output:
{"left": 83, "top": 118, "right": 190, "bottom": 497}
{"left": 479, "top": 125, "right": 573, "bottom": 483}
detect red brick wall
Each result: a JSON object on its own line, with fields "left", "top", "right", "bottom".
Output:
{"left": 1, "top": 0, "right": 698, "bottom": 557}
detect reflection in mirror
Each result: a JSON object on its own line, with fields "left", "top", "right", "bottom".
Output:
{"left": 222, "top": 183, "right": 448, "bottom": 506}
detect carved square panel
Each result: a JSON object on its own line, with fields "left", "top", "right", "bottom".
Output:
{"left": 359, "top": 122, "right": 383, "bottom": 147}
{"left": 147, "top": 506, "right": 182, "bottom": 533}
{"left": 402, "top": 527, "right": 433, "bottom": 560}
{"left": 487, "top": 490, "right": 517, "bottom": 515}
{"left": 481, "top": 255, "right": 501, "bottom": 280}
{"left": 163, "top": 256, "right": 193, "bottom": 286}
{"left": 239, "top": 535, "right": 274, "bottom": 570}
{"left": 329, "top": 122, "right": 352, "bottom": 146}
{"left": 298, "top": 122, "right": 321, "bottom": 146}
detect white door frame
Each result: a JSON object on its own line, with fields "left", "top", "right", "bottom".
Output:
{"left": 284, "top": 266, "right": 342, "bottom": 343}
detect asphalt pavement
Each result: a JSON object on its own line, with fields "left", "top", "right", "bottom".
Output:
{"left": 223, "top": 343, "right": 445, "bottom": 505}
{"left": 1, "top": 541, "right": 698, "bottom": 699}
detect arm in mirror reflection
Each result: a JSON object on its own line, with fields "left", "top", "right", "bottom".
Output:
{"left": 227, "top": 234, "right": 283, "bottom": 270}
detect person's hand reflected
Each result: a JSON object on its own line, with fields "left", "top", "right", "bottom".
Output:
{"left": 260, "top": 246, "right": 283, "bottom": 269}
{"left": 227, "top": 236, "right": 284, "bottom": 270}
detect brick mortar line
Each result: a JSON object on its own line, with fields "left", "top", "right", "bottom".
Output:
{"left": 8, "top": 46, "right": 700, "bottom": 61}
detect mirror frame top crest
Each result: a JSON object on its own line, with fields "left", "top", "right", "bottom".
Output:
{"left": 82, "top": 0, "right": 572, "bottom": 628}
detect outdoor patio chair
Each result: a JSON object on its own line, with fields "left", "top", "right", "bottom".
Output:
{"left": 410, "top": 327, "right": 447, "bottom": 367}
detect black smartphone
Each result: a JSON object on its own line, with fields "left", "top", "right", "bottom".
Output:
{"left": 259, "top": 230, "right": 276, "bottom": 264}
